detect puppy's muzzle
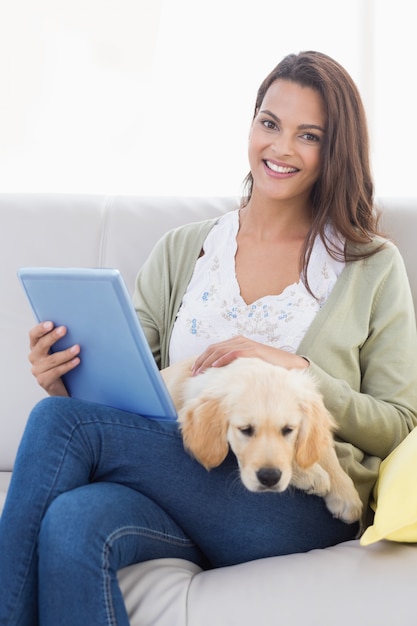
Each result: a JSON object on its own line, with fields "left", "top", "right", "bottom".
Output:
{"left": 256, "top": 467, "right": 282, "bottom": 489}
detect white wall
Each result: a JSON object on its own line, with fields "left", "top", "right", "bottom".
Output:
{"left": 0, "top": 0, "right": 414, "bottom": 197}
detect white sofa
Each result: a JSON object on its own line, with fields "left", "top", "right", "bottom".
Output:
{"left": 1, "top": 193, "right": 417, "bottom": 626}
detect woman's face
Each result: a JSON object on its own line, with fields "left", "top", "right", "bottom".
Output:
{"left": 248, "top": 79, "right": 326, "bottom": 206}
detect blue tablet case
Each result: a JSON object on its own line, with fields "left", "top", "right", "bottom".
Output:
{"left": 18, "top": 267, "right": 177, "bottom": 420}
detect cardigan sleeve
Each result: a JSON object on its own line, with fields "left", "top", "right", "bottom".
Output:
{"left": 132, "top": 219, "right": 218, "bottom": 369}
{"left": 305, "top": 243, "right": 417, "bottom": 461}
{"left": 132, "top": 234, "right": 169, "bottom": 369}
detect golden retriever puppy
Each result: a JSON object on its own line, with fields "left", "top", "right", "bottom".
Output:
{"left": 162, "top": 357, "right": 362, "bottom": 524}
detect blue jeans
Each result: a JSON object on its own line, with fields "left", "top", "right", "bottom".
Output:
{"left": 0, "top": 397, "right": 358, "bottom": 625}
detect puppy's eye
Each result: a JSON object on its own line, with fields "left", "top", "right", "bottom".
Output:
{"left": 239, "top": 425, "right": 255, "bottom": 437}
{"left": 281, "top": 426, "right": 294, "bottom": 437}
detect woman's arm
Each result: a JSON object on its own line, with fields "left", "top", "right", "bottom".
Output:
{"left": 133, "top": 219, "right": 218, "bottom": 369}
{"left": 304, "top": 244, "right": 417, "bottom": 460}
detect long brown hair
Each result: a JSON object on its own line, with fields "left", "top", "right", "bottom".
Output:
{"left": 242, "top": 51, "right": 383, "bottom": 288}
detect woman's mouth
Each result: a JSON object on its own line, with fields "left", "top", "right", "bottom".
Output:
{"left": 264, "top": 160, "right": 298, "bottom": 174}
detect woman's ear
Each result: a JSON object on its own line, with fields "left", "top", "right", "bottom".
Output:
{"left": 178, "top": 396, "right": 229, "bottom": 469}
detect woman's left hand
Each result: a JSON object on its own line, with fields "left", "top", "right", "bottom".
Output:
{"left": 191, "top": 335, "right": 309, "bottom": 376}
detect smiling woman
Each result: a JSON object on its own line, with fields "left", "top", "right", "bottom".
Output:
{"left": 1, "top": 48, "right": 417, "bottom": 626}
{"left": 0, "top": 0, "right": 414, "bottom": 197}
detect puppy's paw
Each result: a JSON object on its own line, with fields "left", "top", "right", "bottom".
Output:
{"left": 291, "top": 463, "right": 331, "bottom": 496}
{"left": 324, "top": 489, "right": 363, "bottom": 523}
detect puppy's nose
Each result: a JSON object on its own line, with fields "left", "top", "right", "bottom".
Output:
{"left": 256, "top": 468, "right": 282, "bottom": 488}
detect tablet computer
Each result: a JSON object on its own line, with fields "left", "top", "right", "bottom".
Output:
{"left": 17, "top": 267, "right": 177, "bottom": 420}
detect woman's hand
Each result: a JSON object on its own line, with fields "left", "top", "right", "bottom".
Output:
{"left": 28, "top": 322, "right": 80, "bottom": 397}
{"left": 191, "top": 335, "right": 309, "bottom": 376}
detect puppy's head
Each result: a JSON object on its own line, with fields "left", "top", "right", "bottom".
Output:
{"left": 178, "top": 358, "right": 336, "bottom": 493}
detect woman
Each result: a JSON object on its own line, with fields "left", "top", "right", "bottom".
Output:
{"left": 1, "top": 50, "right": 416, "bottom": 626}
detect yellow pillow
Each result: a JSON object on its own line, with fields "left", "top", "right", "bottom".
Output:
{"left": 360, "top": 427, "right": 417, "bottom": 546}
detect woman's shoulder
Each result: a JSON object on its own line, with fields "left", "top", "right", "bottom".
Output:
{"left": 163, "top": 215, "right": 222, "bottom": 243}
{"left": 347, "top": 234, "right": 401, "bottom": 261}
{"left": 159, "top": 211, "right": 238, "bottom": 251}
{"left": 144, "top": 215, "right": 228, "bottom": 273}
{"left": 344, "top": 235, "right": 410, "bottom": 290}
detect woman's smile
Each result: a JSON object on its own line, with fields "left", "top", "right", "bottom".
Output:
{"left": 263, "top": 159, "right": 299, "bottom": 176}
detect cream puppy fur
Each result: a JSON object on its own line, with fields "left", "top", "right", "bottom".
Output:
{"left": 161, "top": 357, "right": 362, "bottom": 524}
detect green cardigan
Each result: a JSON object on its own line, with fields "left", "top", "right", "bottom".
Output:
{"left": 133, "top": 216, "right": 417, "bottom": 522}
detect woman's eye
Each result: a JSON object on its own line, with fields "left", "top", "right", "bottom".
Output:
{"left": 261, "top": 119, "right": 277, "bottom": 130}
{"left": 301, "top": 132, "right": 320, "bottom": 142}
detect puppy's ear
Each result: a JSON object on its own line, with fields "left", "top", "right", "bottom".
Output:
{"left": 178, "top": 397, "right": 229, "bottom": 470}
{"left": 295, "top": 394, "right": 334, "bottom": 469}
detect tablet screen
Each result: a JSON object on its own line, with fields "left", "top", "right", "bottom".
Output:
{"left": 18, "top": 267, "right": 177, "bottom": 420}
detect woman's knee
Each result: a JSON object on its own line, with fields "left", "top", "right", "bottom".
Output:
{"left": 25, "top": 396, "right": 77, "bottom": 442}
{"left": 30, "top": 395, "right": 73, "bottom": 419}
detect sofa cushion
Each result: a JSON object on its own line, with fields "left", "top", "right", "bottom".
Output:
{"left": 361, "top": 427, "right": 417, "bottom": 545}
{"left": 118, "top": 540, "right": 417, "bottom": 626}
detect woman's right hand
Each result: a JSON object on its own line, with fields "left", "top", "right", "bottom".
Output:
{"left": 28, "top": 322, "right": 80, "bottom": 397}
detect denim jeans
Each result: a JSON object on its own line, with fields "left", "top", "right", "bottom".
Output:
{"left": 0, "top": 396, "right": 358, "bottom": 625}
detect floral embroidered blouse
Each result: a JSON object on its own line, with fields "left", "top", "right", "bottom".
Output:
{"left": 169, "top": 210, "right": 345, "bottom": 364}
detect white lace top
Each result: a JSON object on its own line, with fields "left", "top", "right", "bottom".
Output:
{"left": 169, "top": 210, "right": 345, "bottom": 364}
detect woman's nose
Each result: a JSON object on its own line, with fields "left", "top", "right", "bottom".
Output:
{"left": 271, "top": 132, "right": 294, "bottom": 156}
